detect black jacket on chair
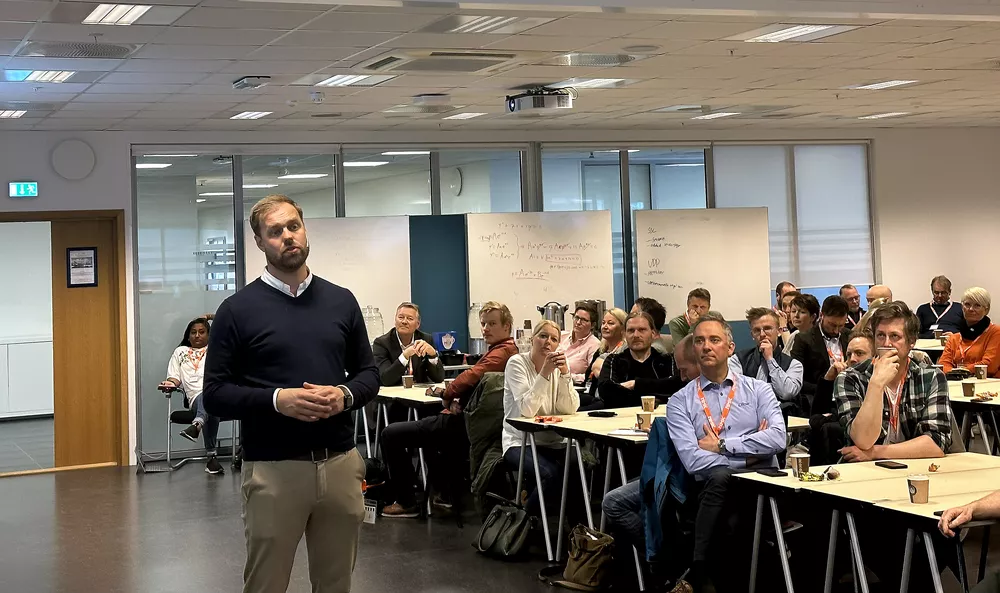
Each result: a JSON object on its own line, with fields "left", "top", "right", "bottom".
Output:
{"left": 372, "top": 328, "right": 445, "bottom": 386}
{"left": 790, "top": 325, "right": 850, "bottom": 415}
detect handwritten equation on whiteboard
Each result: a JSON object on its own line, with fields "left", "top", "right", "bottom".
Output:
{"left": 477, "top": 229, "right": 605, "bottom": 281}
{"left": 641, "top": 225, "right": 683, "bottom": 290}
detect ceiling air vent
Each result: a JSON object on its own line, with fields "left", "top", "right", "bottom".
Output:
{"left": 359, "top": 50, "right": 522, "bottom": 74}
{"left": 537, "top": 53, "right": 647, "bottom": 67}
{"left": 17, "top": 41, "right": 138, "bottom": 59}
{"left": 366, "top": 56, "right": 406, "bottom": 71}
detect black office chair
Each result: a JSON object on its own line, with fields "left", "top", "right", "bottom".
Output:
{"left": 158, "top": 385, "right": 240, "bottom": 472}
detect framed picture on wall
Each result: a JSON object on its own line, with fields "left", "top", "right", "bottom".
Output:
{"left": 67, "top": 247, "right": 98, "bottom": 288}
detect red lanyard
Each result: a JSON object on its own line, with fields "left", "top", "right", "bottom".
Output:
{"left": 696, "top": 379, "right": 737, "bottom": 436}
{"left": 884, "top": 369, "right": 907, "bottom": 432}
{"left": 187, "top": 348, "right": 206, "bottom": 372}
{"left": 827, "top": 347, "right": 843, "bottom": 363}
{"left": 929, "top": 302, "right": 955, "bottom": 324}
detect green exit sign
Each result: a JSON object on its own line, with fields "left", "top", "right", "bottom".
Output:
{"left": 9, "top": 182, "right": 37, "bottom": 198}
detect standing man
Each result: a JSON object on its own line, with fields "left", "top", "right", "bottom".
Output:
{"left": 839, "top": 284, "right": 865, "bottom": 330}
{"left": 372, "top": 302, "right": 444, "bottom": 387}
{"left": 915, "top": 275, "right": 963, "bottom": 338}
{"left": 203, "top": 195, "right": 379, "bottom": 593}
{"left": 791, "top": 295, "right": 851, "bottom": 416}
{"left": 729, "top": 307, "right": 803, "bottom": 407}
{"left": 666, "top": 313, "right": 786, "bottom": 593}
{"left": 595, "top": 312, "right": 682, "bottom": 409}
{"left": 667, "top": 288, "right": 713, "bottom": 344}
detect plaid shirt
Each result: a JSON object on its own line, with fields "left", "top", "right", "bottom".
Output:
{"left": 835, "top": 358, "right": 953, "bottom": 452}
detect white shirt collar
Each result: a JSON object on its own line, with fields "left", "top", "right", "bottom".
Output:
{"left": 260, "top": 267, "right": 313, "bottom": 298}
{"left": 397, "top": 329, "right": 415, "bottom": 350}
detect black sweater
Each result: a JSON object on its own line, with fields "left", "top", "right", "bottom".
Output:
{"left": 597, "top": 349, "right": 682, "bottom": 408}
{"left": 203, "top": 277, "right": 380, "bottom": 461}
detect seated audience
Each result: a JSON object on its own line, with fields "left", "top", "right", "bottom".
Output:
{"left": 666, "top": 313, "right": 786, "bottom": 593}
{"left": 502, "top": 320, "right": 580, "bottom": 515}
{"left": 836, "top": 301, "right": 953, "bottom": 462}
{"left": 782, "top": 293, "right": 819, "bottom": 355}
{"left": 581, "top": 307, "right": 628, "bottom": 405}
{"left": 776, "top": 289, "right": 800, "bottom": 351}
{"left": 840, "top": 284, "right": 865, "bottom": 330}
{"left": 372, "top": 302, "right": 444, "bottom": 386}
{"left": 559, "top": 302, "right": 601, "bottom": 384}
{"left": 632, "top": 297, "right": 669, "bottom": 354}
{"left": 668, "top": 288, "right": 713, "bottom": 344}
{"left": 791, "top": 295, "right": 850, "bottom": 416}
{"left": 729, "top": 307, "right": 803, "bottom": 405}
{"left": 381, "top": 301, "right": 518, "bottom": 518}
{"left": 807, "top": 329, "right": 875, "bottom": 464}
{"left": 865, "top": 284, "right": 893, "bottom": 308}
{"left": 158, "top": 317, "right": 224, "bottom": 476}
{"left": 595, "top": 312, "right": 682, "bottom": 409}
{"left": 939, "top": 490, "right": 1000, "bottom": 593}
{"left": 938, "top": 287, "right": 1000, "bottom": 378}
{"left": 916, "top": 275, "right": 964, "bottom": 338}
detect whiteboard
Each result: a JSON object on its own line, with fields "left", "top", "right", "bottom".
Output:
{"left": 466, "top": 211, "right": 614, "bottom": 330}
{"left": 244, "top": 216, "right": 411, "bottom": 338}
{"left": 635, "top": 208, "right": 770, "bottom": 321}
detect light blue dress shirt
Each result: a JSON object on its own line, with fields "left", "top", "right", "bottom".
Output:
{"left": 666, "top": 370, "right": 787, "bottom": 477}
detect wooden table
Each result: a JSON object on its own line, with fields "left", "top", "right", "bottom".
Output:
{"left": 787, "top": 416, "right": 809, "bottom": 433}
{"left": 947, "top": 379, "right": 1000, "bottom": 454}
{"left": 735, "top": 452, "right": 1000, "bottom": 593}
{"left": 915, "top": 338, "right": 946, "bottom": 352}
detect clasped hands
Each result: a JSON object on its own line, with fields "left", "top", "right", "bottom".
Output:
{"left": 276, "top": 383, "right": 346, "bottom": 422}
{"left": 403, "top": 340, "right": 437, "bottom": 359}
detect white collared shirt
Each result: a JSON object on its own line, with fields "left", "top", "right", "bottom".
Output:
{"left": 396, "top": 330, "right": 438, "bottom": 368}
{"left": 260, "top": 266, "right": 313, "bottom": 298}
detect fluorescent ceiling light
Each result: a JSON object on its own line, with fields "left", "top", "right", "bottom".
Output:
{"left": 551, "top": 78, "right": 629, "bottom": 89}
{"left": 195, "top": 199, "right": 206, "bottom": 203}
{"left": 858, "top": 111, "right": 910, "bottom": 120}
{"left": 277, "top": 173, "right": 328, "bottom": 179}
{"left": 83, "top": 4, "right": 151, "bottom": 26}
{"left": 381, "top": 151, "right": 430, "bottom": 156}
{"left": 847, "top": 80, "right": 918, "bottom": 90}
{"left": 344, "top": 162, "right": 389, "bottom": 167}
{"left": 199, "top": 192, "right": 234, "bottom": 196}
{"left": 691, "top": 112, "right": 740, "bottom": 120}
{"left": 316, "top": 74, "right": 370, "bottom": 87}
{"left": 143, "top": 154, "right": 197, "bottom": 157}
{"left": 727, "top": 23, "right": 856, "bottom": 43}
{"left": 135, "top": 163, "right": 171, "bottom": 169}
{"left": 243, "top": 184, "right": 278, "bottom": 189}
{"left": 0, "top": 110, "right": 26, "bottom": 119}
{"left": 746, "top": 24, "right": 832, "bottom": 42}
{"left": 230, "top": 111, "right": 271, "bottom": 120}
{"left": 20, "top": 71, "right": 75, "bottom": 83}
{"left": 450, "top": 16, "right": 518, "bottom": 33}
{"left": 442, "top": 112, "right": 486, "bottom": 120}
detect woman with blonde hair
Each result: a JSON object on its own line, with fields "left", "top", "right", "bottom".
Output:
{"left": 939, "top": 287, "right": 1000, "bottom": 377}
{"left": 580, "top": 307, "right": 627, "bottom": 406}
{"left": 502, "top": 319, "right": 580, "bottom": 514}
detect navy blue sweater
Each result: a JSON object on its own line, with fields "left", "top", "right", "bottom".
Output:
{"left": 202, "top": 277, "right": 380, "bottom": 461}
{"left": 916, "top": 302, "right": 964, "bottom": 338}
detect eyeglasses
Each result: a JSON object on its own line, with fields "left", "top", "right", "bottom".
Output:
{"left": 750, "top": 327, "right": 776, "bottom": 336}
{"left": 573, "top": 315, "right": 592, "bottom": 324}
{"left": 845, "top": 296, "right": 861, "bottom": 302}
{"left": 963, "top": 301, "right": 985, "bottom": 310}
{"left": 932, "top": 291, "right": 950, "bottom": 297}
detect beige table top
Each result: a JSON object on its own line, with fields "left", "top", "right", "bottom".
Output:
{"left": 788, "top": 416, "right": 809, "bottom": 432}
{"left": 876, "top": 490, "right": 998, "bottom": 522}
{"left": 948, "top": 378, "right": 1000, "bottom": 405}
{"left": 377, "top": 383, "right": 444, "bottom": 405}
{"left": 914, "top": 338, "right": 946, "bottom": 352}
{"left": 507, "top": 406, "right": 664, "bottom": 444}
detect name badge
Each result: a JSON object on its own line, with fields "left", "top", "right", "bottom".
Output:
{"left": 930, "top": 324, "right": 939, "bottom": 331}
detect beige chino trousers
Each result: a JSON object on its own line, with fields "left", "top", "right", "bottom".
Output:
{"left": 241, "top": 449, "right": 366, "bottom": 593}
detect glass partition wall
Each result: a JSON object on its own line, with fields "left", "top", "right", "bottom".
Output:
{"left": 133, "top": 142, "right": 872, "bottom": 460}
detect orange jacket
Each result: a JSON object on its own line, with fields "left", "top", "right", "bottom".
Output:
{"left": 938, "top": 324, "right": 1000, "bottom": 378}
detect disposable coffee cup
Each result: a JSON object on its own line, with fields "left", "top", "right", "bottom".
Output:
{"left": 641, "top": 395, "right": 656, "bottom": 413}
{"left": 635, "top": 412, "right": 652, "bottom": 432}
{"left": 940, "top": 336, "right": 948, "bottom": 346}
{"left": 402, "top": 375, "right": 414, "bottom": 389}
{"left": 789, "top": 453, "right": 810, "bottom": 478}
{"left": 975, "top": 365, "right": 988, "bottom": 380}
{"left": 907, "top": 474, "right": 929, "bottom": 504}
{"left": 962, "top": 379, "right": 976, "bottom": 397}
{"left": 933, "top": 329, "right": 943, "bottom": 339}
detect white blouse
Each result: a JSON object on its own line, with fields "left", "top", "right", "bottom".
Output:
{"left": 502, "top": 353, "right": 580, "bottom": 454}
{"left": 167, "top": 346, "right": 208, "bottom": 402}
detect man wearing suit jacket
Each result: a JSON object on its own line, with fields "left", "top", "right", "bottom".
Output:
{"left": 791, "top": 295, "right": 851, "bottom": 416}
{"left": 372, "top": 302, "right": 445, "bottom": 386}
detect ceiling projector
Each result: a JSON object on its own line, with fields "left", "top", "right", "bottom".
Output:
{"left": 505, "top": 88, "right": 573, "bottom": 114}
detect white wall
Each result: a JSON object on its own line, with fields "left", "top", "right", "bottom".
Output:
{"left": 0, "top": 222, "right": 52, "bottom": 339}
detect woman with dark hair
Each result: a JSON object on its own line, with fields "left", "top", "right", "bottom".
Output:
{"left": 783, "top": 293, "right": 820, "bottom": 356}
{"left": 158, "top": 317, "right": 223, "bottom": 475}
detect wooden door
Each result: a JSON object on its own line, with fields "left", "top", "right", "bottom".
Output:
{"left": 50, "top": 219, "right": 122, "bottom": 467}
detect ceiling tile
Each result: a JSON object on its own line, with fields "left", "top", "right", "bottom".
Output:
{"left": 301, "top": 11, "right": 442, "bottom": 33}
{"left": 0, "top": 2, "right": 56, "bottom": 22}
{"left": 221, "top": 60, "right": 334, "bottom": 74}
{"left": 0, "top": 21, "right": 33, "bottom": 39}
{"left": 134, "top": 45, "right": 256, "bottom": 60}
{"left": 627, "top": 21, "right": 763, "bottom": 41}
{"left": 117, "top": 59, "right": 233, "bottom": 73}
{"left": 152, "top": 27, "right": 284, "bottom": 46}
{"left": 89, "top": 83, "right": 189, "bottom": 95}
{"left": 484, "top": 35, "right": 589, "bottom": 52}
{"left": 99, "top": 71, "right": 211, "bottom": 84}
{"left": 245, "top": 46, "right": 359, "bottom": 62}
{"left": 173, "top": 7, "right": 325, "bottom": 30}
{"left": 270, "top": 30, "right": 400, "bottom": 48}
{"left": 28, "top": 22, "right": 165, "bottom": 44}
{"left": 517, "top": 17, "right": 663, "bottom": 38}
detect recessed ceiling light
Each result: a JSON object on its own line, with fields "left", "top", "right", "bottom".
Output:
{"left": 293, "top": 73, "right": 396, "bottom": 87}
{"left": 317, "top": 74, "right": 369, "bottom": 87}
{"left": 143, "top": 154, "right": 197, "bottom": 157}
{"left": 0, "top": 110, "right": 26, "bottom": 119}
{"left": 540, "top": 53, "right": 646, "bottom": 67}
{"left": 344, "top": 162, "right": 389, "bottom": 167}
{"left": 381, "top": 151, "right": 431, "bottom": 156}
{"left": 243, "top": 184, "right": 278, "bottom": 189}
{"left": 858, "top": 111, "right": 910, "bottom": 120}
{"left": 195, "top": 198, "right": 207, "bottom": 203}
{"left": 230, "top": 111, "right": 271, "bottom": 120}
{"left": 847, "top": 80, "right": 919, "bottom": 90}
{"left": 656, "top": 105, "right": 708, "bottom": 113}
{"left": 9, "top": 70, "right": 75, "bottom": 83}
{"left": 83, "top": 4, "right": 151, "bottom": 26}
{"left": 727, "top": 23, "right": 856, "bottom": 43}
{"left": 277, "top": 173, "right": 328, "bottom": 179}
{"left": 550, "top": 78, "right": 632, "bottom": 89}
{"left": 442, "top": 112, "right": 487, "bottom": 120}
{"left": 199, "top": 192, "right": 233, "bottom": 197}
{"left": 135, "top": 163, "right": 172, "bottom": 169}
{"left": 691, "top": 112, "right": 740, "bottom": 120}
{"left": 422, "top": 15, "right": 553, "bottom": 35}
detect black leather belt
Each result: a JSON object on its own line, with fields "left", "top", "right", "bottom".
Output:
{"left": 292, "top": 448, "right": 338, "bottom": 463}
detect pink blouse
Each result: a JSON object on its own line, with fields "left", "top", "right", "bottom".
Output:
{"left": 559, "top": 331, "right": 601, "bottom": 383}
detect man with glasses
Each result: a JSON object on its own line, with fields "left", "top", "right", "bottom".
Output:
{"left": 729, "top": 307, "right": 803, "bottom": 406}
{"left": 839, "top": 284, "right": 865, "bottom": 330}
{"left": 560, "top": 303, "right": 601, "bottom": 384}
{"left": 916, "top": 275, "right": 964, "bottom": 338}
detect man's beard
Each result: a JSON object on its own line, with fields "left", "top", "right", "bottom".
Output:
{"left": 266, "top": 242, "right": 309, "bottom": 273}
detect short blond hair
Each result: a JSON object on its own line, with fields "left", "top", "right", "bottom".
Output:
{"left": 250, "top": 194, "right": 304, "bottom": 237}
{"left": 479, "top": 301, "right": 513, "bottom": 329}
{"left": 963, "top": 287, "right": 992, "bottom": 311}
{"left": 532, "top": 319, "right": 560, "bottom": 339}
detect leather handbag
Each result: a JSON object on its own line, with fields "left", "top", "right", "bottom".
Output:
{"left": 473, "top": 496, "right": 535, "bottom": 558}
